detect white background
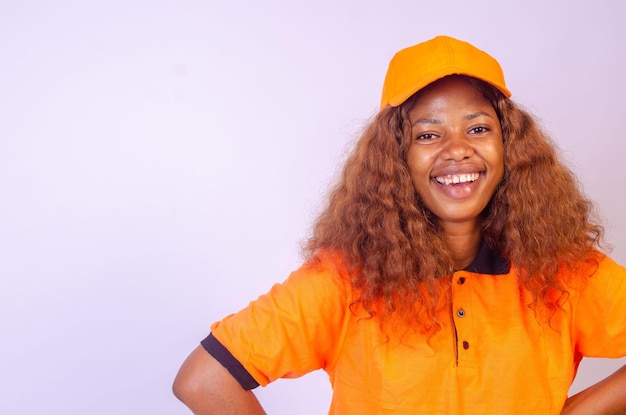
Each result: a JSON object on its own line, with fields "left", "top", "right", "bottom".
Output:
{"left": 1, "top": 0, "right": 625, "bottom": 413}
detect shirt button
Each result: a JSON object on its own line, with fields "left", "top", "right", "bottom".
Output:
{"left": 463, "top": 341, "right": 470, "bottom": 350}
{"left": 458, "top": 277, "right": 466, "bottom": 285}
{"left": 457, "top": 309, "right": 466, "bottom": 318}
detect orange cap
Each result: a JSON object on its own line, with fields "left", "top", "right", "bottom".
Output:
{"left": 380, "top": 35, "right": 511, "bottom": 108}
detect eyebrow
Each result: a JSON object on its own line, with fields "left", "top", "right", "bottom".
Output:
{"left": 464, "top": 111, "right": 494, "bottom": 121}
{"left": 411, "top": 117, "right": 441, "bottom": 126}
{"left": 411, "top": 111, "right": 494, "bottom": 127}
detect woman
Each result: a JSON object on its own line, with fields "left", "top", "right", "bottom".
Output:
{"left": 173, "top": 36, "right": 626, "bottom": 414}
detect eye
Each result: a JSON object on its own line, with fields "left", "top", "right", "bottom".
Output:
{"left": 468, "top": 126, "right": 489, "bottom": 134}
{"left": 415, "top": 133, "right": 438, "bottom": 141}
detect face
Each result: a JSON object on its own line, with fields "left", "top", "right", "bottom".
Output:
{"left": 406, "top": 76, "right": 504, "bottom": 231}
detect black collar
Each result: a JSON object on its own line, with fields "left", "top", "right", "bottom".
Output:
{"left": 462, "top": 239, "right": 510, "bottom": 275}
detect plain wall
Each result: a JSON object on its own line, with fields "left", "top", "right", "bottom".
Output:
{"left": 1, "top": 0, "right": 625, "bottom": 413}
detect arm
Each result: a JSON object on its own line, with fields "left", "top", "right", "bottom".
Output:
{"left": 561, "top": 365, "right": 626, "bottom": 415}
{"left": 173, "top": 345, "right": 267, "bottom": 415}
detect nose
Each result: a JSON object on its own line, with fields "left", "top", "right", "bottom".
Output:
{"left": 441, "top": 130, "right": 474, "bottom": 161}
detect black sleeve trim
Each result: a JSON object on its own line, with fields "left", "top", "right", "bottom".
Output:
{"left": 201, "top": 333, "right": 260, "bottom": 390}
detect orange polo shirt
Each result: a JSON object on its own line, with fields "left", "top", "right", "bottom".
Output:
{"left": 205, "top": 244, "right": 626, "bottom": 414}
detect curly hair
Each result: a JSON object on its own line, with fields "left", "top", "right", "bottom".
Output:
{"left": 303, "top": 75, "right": 604, "bottom": 331}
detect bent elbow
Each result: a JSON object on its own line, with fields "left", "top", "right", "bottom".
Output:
{"left": 172, "top": 369, "right": 194, "bottom": 404}
{"left": 172, "top": 346, "right": 212, "bottom": 406}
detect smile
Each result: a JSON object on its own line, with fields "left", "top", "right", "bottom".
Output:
{"left": 434, "top": 173, "right": 481, "bottom": 185}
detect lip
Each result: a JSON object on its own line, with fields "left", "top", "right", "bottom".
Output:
{"left": 431, "top": 172, "right": 484, "bottom": 199}
{"left": 431, "top": 164, "right": 485, "bottom": 183}
{"left": 433, "top": 172, "right": 481, "bottom": 185}
{"left": 431, "top": 163, "right": 485, "bottom": 177}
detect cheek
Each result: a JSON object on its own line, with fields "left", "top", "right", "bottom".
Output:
{"left": 406, "top": 148, "right": 433, "bottom": 178}
{"left": 407, "top": 161, "right": 431, "bottom": 199}
{"left": 494, "top": 146, "right": 505, "bottom": 179}
{"left": 483, "top": 139, "right": 504, "bottom": 177}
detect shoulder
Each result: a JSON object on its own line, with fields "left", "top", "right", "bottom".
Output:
{"left": 552, "top": 251, "right": 626, "bottom": 291}
{"left": 581, "top": 253, "right": 626, "bottom": 292}
{"left": 286, "top": 249, "right": 355, "bottom": 301}
{"left": 564, "top": 251, "right": 626, "bottom": 310}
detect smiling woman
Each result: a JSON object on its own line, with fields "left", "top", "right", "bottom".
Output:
{"left": 173, "top": 35, "right": 626, "bottom": 415}
{"left": 405, "top": 76, "right": 504, "bottom": 265}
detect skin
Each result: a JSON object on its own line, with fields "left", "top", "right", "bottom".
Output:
{"left": 561, "top": 364, "right": 626, "bottom": 414}
{"left": 406, "top": 76, "right": 504, "bottom": 269}
{"left": 174, "top": 76, "right": 626, "bottom": 413}
{"left": 173, "top": 345, "right": 266, "bottom": 415}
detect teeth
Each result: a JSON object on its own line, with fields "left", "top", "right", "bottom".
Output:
{"left": 435, "top": 173, "right": 480, "bottom": 185}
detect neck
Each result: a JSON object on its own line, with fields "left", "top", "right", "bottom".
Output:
{"left": 440, "top": 221, "right": 482, "bottom": 270}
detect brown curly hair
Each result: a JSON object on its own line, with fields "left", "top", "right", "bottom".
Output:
{"left": 304, "top": 75, "right": 604, "bottom": 331}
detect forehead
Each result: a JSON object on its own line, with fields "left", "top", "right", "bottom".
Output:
{"left": 408, "top": 76, "right": 495, "bottom": 116}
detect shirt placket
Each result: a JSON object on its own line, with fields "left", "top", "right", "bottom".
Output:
{"left": 451, "top": 270, "right": 476, "bottom": 368}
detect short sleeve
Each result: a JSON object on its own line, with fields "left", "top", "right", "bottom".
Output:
{"left": 209, "top": 252, "right": 352, "bottom": 387}
{"left": 572, "top": 255, "right": 626, "bottom": 357}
